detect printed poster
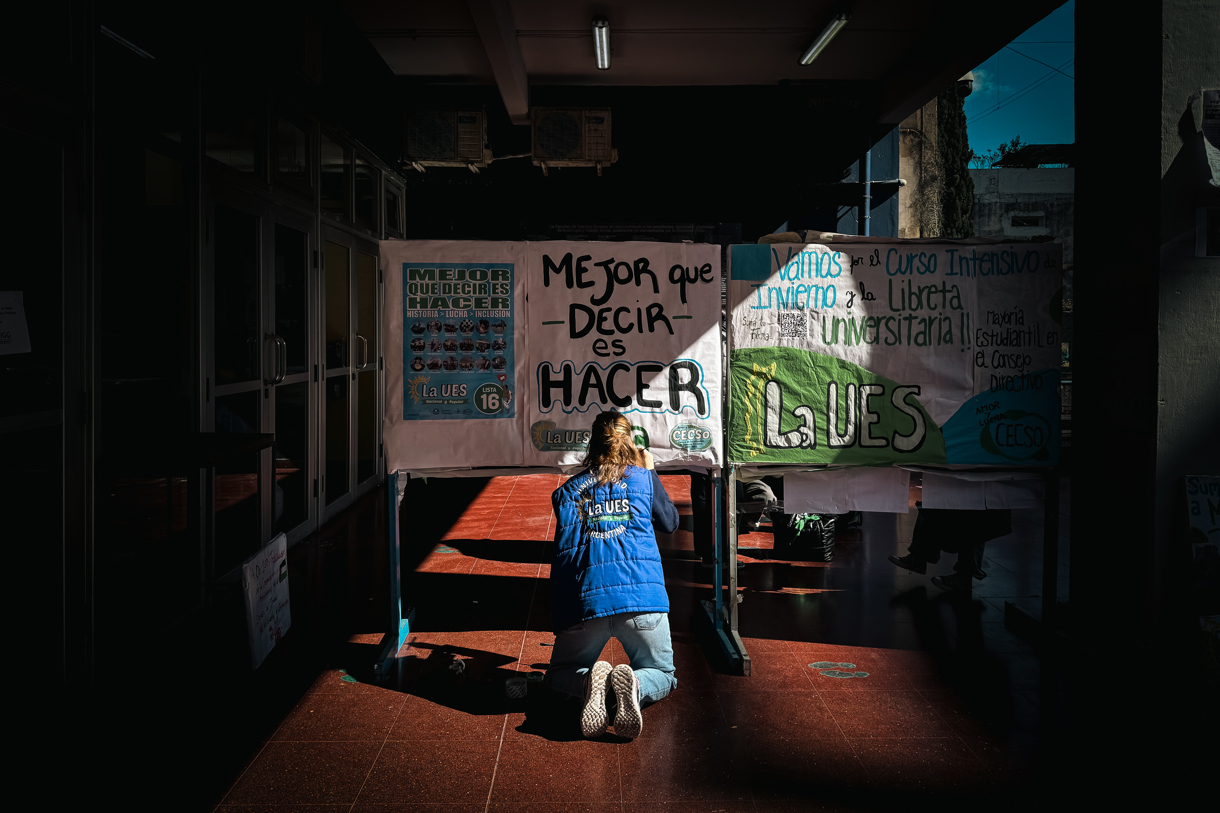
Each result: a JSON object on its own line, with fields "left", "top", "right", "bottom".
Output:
{"left": 727, "top": 238, "right": 1062, "bottom": 466}
{"left": 0, "top": 291, "right": 32, "bottom": 355}
{"left": 242, "top": 533, "right": 291, "bottom": 669}
{"left": 382, "top": 241, "right": 528, "bottom": 470}
{"left": 523, "top": 242, "right": 723, "bottom": 470}
{"left": 400, "top": 262, "right": 516, "bottom": 421}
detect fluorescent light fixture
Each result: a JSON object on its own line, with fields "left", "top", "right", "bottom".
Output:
{"left": 593, "top": 17, "right": 611, "bottom": 70}
{"left": 100, "top": 25, "right": 155, "bottom": 60}
{"left": 799, "top": 12, "right": 850, "bottom": 65}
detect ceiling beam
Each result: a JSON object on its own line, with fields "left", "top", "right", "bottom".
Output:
{"left": 466, "top": 0, "right": 530, "bottom": 125}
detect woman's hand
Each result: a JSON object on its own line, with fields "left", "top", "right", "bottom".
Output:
{"left": 638, "top": 448, "right": 655, "bottom": 470}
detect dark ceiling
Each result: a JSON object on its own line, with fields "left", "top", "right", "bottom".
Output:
{"left": 344, "top": 1, "right": 1067, "bottom": 125}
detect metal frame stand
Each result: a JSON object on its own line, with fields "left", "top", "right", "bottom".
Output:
{"left": 700, "top": 466, "right": 751, "bottom": 675}
{"left": 375, "top": 470, "right": 413, "bottom": 679}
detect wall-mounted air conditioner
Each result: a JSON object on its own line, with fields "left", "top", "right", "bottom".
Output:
{"left": 531, "top": 107, "right": 617, "bottom": 174}
{"left": 405, "top": 110, "right": 490, "bottom": 170}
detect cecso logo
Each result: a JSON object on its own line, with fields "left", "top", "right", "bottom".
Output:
{"left": 979, "top": 409, "right": 1051, "bottom": 461}
{"left": 669, "top": 423, "right": 714, "bottom": 451}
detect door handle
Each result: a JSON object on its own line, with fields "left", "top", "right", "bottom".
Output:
{"left": 356, "top": 334, "right": 368, "bottom": 368}
{"left": 262, "top": 333, "right": 276, "bottom": 385}
{"left": 275, "top": 335, "right": 287, "bottom": 384}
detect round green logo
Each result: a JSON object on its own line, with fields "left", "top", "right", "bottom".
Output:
{"left": 473, "top": 383, "right": 505, "bottom": 415}
{"left": 670, "top": 423, "right": 714, "bottom": 451}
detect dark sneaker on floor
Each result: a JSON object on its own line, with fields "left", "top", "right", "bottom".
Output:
{"left": 580, "top": 661, "right": 613, "bottom": 739}
{"left": 610, "top": 663, "right": 643, "bottom": 740}
{"left": 931, "top": 572, "right": 972, "bottom": 593}
{"left": 889, "top": 553, "right": 927, "bottom": 575}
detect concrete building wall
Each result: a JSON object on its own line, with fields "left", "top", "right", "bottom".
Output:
{"left": 969, "top": 167, "right": 1075, "bottom": 263}
{"left": 1154, "top": 0, "right": 1220, "bottom": 628}
{"left": 898, "top": 99, "right": 941, "bottom": 238}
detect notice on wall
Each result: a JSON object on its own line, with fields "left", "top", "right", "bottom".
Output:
{"left": 382, "top": 241, "right": 528, "bottom": 470}
{"left": 1185, "top": 475, "right": 1220, "bottom": 684}
{"left": 727, "top": 238, "right": 1062, "bottom": 466}
{"left": 242, "top": 533, "right": 291, "bottom": 669}
{"left": 1199, "top": 89, "right": 1220, "bottom": 187}
{"left": 523, "top": 242, "right": 723, "bottom": 470}
{"left": 0, "top": 292, "right": 32, "bottom": 355}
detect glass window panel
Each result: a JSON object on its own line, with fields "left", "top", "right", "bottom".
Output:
{"left": 325, "top": 375, "right": 350, "bottom": 505}
{"left": 274, "top": 381, "right": 309, "bottom": 533}
{"left": 355, "top": 156, "right": 378, "bottom": 232}
{"left": 324, "top": 241, "right": 350, "bottom": 369}
{"left": 213, "top": 204, "right": 260, "bottom": 385}
{"left": 357, "top": 370, "right": 377, "bottom": 484}
{"left": 275, "top": 117, "right": 311, "bottom": 193}
{"left": 385, "top": 183, "right": 403, "bottom": 237}
{"left": 274, "top": 223, "right": 309, "bottom": 375}
{"left": 356, "top": 251, "right": 377, "bottom": 367}
{"left": 320, "top": 134, "right": 350, "bottom": 219}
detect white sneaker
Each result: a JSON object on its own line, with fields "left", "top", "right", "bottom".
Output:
{"left": 580, "top": 661, "right": 613, "bottom": 739}
{"left": 610, "top": 664, "right": 643, "bottom": 740}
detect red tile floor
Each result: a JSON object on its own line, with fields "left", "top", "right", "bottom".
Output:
{"left": 206, "top": 473, "right": 1091, "bottom": 811}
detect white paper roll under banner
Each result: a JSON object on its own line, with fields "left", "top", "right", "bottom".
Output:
{"left": 784, "top": 467, "right": 911, "bottom": 514}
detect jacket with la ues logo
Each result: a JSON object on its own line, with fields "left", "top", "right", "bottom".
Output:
{"left": 550, "top": 465, "right": 671, "bottom": 632}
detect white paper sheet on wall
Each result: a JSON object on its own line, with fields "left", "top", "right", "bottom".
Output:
{"left": 784, "top": 467, "right": 911, "bottom": 514}
{"left": 0, "top": 291, "right": 32, "bottom": 355}
{"left": 919, "top": 471, "right": 1043, "bottom": 509}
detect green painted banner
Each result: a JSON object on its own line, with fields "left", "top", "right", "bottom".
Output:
{"left": 729, "top": 346, "right": 945, "bottom": 465}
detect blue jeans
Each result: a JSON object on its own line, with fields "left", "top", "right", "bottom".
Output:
{"left": 545, "top": 612, "right": 677, "bottom": 706}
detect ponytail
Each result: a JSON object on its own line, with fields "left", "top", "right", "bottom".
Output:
{"left": 582, "top": 411, "right": 642, "bottom": 485}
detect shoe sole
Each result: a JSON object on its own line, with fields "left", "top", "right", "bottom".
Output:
{"left": 610, "top": 664, "right": 643, "bottom": 740}
{"left": 888, "top": 555, "right": 926, "bottom": 575}
{"left": 580, "top": 661, "right": 612, "bottom": 739}
{"left": 931, "top": 576, "right": 970, "bottom": 593}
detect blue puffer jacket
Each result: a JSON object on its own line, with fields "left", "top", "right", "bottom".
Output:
{"left": 550, "top": 466, "right": 678, "bottom": 632}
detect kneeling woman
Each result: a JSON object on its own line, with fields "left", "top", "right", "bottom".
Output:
{"left": 546, "top": 411, "right": 680, "bottom": 740}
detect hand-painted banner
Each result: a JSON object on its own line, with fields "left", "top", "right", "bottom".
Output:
{"left": 382, "top": 240, "right": 723, "bottom": 473}
{"left": 523, "top": 242, "right": 723, "bottom": 470}
{"left": 382, "top": 241, "right": 528, "bottom": 469}
{"left": 728, "top": 238, "right": 1062, "bottom": 466}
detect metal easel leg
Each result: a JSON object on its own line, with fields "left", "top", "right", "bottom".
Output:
{"left": 375, "top": 471, "right": 413, "bottom": 680}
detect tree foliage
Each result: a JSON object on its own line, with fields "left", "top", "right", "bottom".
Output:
{"left": 968, "top": 135, "right": 1026, "bottom": 169}
{"left": 937, "top": 86, "right": 975, "bottom": 238}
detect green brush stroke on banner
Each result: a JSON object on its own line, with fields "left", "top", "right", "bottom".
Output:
{"left": 729, "top": 346, "right": 946, "bottom": 465}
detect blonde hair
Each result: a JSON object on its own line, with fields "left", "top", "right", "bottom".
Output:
{"left": 582, "top": 411, "right": 643, "bottom": 485}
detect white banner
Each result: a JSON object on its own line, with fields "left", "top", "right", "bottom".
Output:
{"left": 522, "top": 242, "right": 723, "bottom": 470}
{"left": 727, "top": 238, "right": 1062, "bottom": 467}
{"left": 382, "top": 241, "right": 529, "bottom": 470}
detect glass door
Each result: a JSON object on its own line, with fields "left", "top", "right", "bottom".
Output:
{"left": 210, "top": 197, "right": 266, "bottom": 576}
{"left": 269, "top": 213, "right": 315, "bottom": 542}
{"left": 320, "top": 229, "right": 382, "bottom": 522}
{"left": 208, "top": 190, "right": 318, "bottom": 571}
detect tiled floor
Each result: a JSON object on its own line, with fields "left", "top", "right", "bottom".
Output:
{"left": 209, "top": 473, "right": 1082, "bottom": 811}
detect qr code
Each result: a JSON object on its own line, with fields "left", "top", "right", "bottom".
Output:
{"left": 777, "top": 311, "right": 807, "bottom": 338}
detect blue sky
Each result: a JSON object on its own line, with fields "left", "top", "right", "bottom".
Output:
{"left": 964, "top": 0, "right": 1075, "bottom": 156}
